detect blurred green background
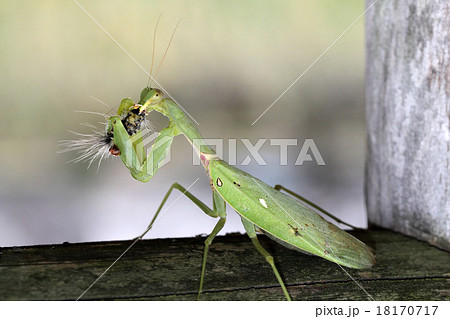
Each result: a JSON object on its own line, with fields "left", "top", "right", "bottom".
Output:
{"left": 0, "top": 0, "right": 367, "bottom": 247}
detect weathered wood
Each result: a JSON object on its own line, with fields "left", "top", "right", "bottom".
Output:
{"left": 365, "top": 1, "right": 450, "bottom": 250}
{"left": 0, "top": 229, "right": 449, "bottom": 300}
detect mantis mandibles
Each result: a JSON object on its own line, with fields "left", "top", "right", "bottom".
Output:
{"left": 63, "top": 21, "right": 375, "bottom": 301}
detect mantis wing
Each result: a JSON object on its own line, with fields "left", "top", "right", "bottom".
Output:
{"left": 208, "top": 159, "right": 375, "bottom": 269}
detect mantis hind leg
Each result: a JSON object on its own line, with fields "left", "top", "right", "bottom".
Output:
{"left": 273, "top": 184, "right": 365, "bottom": 231}
{"left": 240, "top": 217, "right": 292, "bottom": 301}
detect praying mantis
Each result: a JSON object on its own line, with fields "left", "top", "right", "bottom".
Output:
{"left": 62, "top": 17, "right": 375, "bottom": 301}
{"left": 78, "top": 85, "right": 374, "bottom": 301}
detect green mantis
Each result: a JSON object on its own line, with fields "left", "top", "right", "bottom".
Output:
{"left": 93, "top": 85, "right": 375, "bottom": 301}
{"left": 60, "top": 16, "right": 375, "bottom": 300}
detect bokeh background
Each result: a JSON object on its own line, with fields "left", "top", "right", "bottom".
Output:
{"left": 0, "top": 0, "right": 367, "bottom": 247}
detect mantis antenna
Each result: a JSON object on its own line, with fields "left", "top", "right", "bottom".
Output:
{"left": 147, "top": 14, "right": 162, "bottom": 88}
{"left": 152, "top": 19, "right": 182, "bottom": 84}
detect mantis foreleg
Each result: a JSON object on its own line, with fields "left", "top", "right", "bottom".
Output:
{"left": 240, "top": 217, "right": 292, "bottom": 301}
{"left": 111, "top": 117, "right": 181, "bottom": 182}
{"left": 138, "top": 123, "right": 180, "bottom": 182}
{"left": 274, "top": 184, "right": 365, "bottom": 231}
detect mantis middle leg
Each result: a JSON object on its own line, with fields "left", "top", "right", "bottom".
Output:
{"left": 136, "top": 182, "right": 226, "bottom": 300}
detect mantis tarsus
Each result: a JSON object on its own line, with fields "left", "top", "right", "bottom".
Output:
{"left": 72, "top": 85, "right": 374, "bottom": 301}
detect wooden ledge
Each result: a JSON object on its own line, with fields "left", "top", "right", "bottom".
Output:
{"left": 0, "top": 229, "right": 449, "bottom": 300}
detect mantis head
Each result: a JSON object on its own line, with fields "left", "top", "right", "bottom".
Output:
{"left": 117, "top": 87, "right": 163, "bottom": 117}
{"left": 138, "top": 87, "right": 164, "bottom": 109}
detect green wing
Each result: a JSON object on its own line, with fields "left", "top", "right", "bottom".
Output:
{"left": 208, "top": 159, "right": 375, "bottom": 269}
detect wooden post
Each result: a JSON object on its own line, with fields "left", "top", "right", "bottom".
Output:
{"left": 365, "top": 1, "right": 450, "bottom": 250}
